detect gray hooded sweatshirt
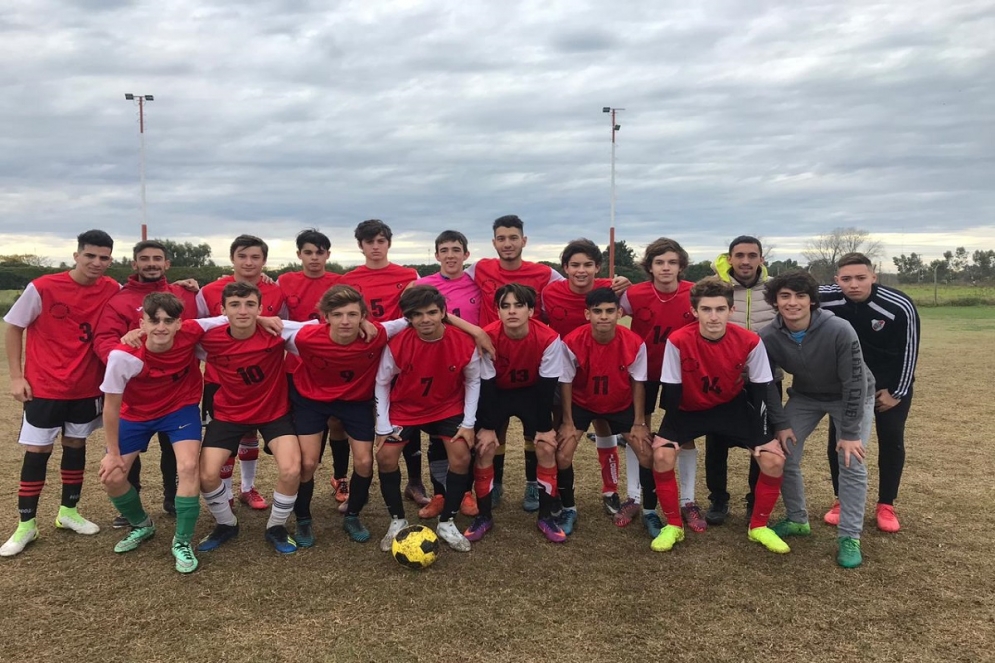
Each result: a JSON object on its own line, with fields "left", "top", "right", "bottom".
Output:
{"left": 759, "top": 308, "right": 875, "bottom": 439}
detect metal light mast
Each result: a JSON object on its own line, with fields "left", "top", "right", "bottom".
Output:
{"left": 124, "top": 93, "right": 154, "bottom": 240}
{"left": 602, "top": 106, "right": 624, "bottom": 277}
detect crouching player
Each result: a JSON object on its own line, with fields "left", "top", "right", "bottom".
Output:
{"left": 374, "top": 286, "right": 481, "bottom": 552}
{"left": 557, "top": 288, "right": 649, "bottom": 536}
{"left": 471, "top": 284, "right": 567, "bottom": 542}
{"left": 648, "top": 277, "right": 788, "bottom": 554}
{"left": 196, "top": 282, "right": 302, "bottom": 555}
{"left": 98, "top": 293, "right": 225, "bottom": 573}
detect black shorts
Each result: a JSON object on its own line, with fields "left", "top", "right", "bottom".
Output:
{"left": 290, "top": 388, "right": 375, "bottom": 442}
{"left": 479, "top": 388, "right": 547, "bottom": 439}
{"left": 644, "top": 381, "right": 665, "bottom": 415}
{"left": 659, "top": 391, "right": 765, "bottom": 448}
{"left": 19, "top": 396, "right": 104, "bottom": 446}
{"left": 392, "top": 414, "right": 464, "bottom": 445}
{"left": 201, "top": 382, "right": 220, "bottom": 425}
{"left": 202, "top": 414, "right": 297, "bottom": 454}
{"left": 571, "top": 403, "right": 634, "bottom": 436}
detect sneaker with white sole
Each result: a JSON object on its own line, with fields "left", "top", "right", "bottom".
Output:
{"left": 0, "top": 521, "right": 39, "bottom": 557}
{"left": 380, "top": 517, "right": 409, "bottom": 552}
{"left": 436, "top": 520, "right": 471, "bottom": 552}
{"left": 172, "top": 540, "right": 199, "bottom": 573}
{"left": 55, "top": 507, "right": 100, "bottom": 535}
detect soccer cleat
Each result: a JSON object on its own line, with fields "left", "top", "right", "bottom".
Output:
{"left": 172, "top": 540, "right": 198, "bottom": 573}
{"left": 771, "top": 519, "right": 812, "bottom": 538}
{"left": 650, "top": 524, "right": 685, "bottom": 552}
{"left": 55, "top": 507, "right": 100, "bottom": 535}
{"left": 197, "top": 521, "right": 239, "bottom": 552}
{"left": 556, "top": 509, "right": 578, "bottom": 536}
{"left": 602, "top": 492, "right": 622, "bottom": 516}
{"left": 404, "top": 482, "right": 431, "bottom": 506}
{"left": 295, "top": 519, "right": 315, "bottom": 548}
{"left": 837, "top": 537, "right": 863, "bottom": 568}
{"left": 876, "top": 504, "right": 900, "bottom": 533}
{"left": 112, "top": 515, "right": 130, "bottom": 529}
{"left": 464, "top": 516, "right": 493, "bottom": 542}
{"left": 265, "top": 525, "right": 298, "bottom": 554}
{"left": 343, "top": 515, "right": 371, "bottom": 543}
{"left": 705, "top": 500, "right": 730, "bottom": 526}
{"left": 537, "top": 516, "right": 567, "bottom": 543}
{"left": 437, "top": 520, "right": 471, "bottom": 552}
{"left": 0, "top": 521, "right": 39, "bottom": 557}
{"left": 460, "top": 491, "right": 479, "bottom": 517}
{"left": 613, "top": 498, "right": 641, "bottom": 528}
{"left": 239, "top": 488, "right": 268, "bottom": 510}
{"left": 748, "top": 526, "right": 791, "bottom": 554}
{"left": 522, "top": 482, "right": 540, "bottom": 513}
{"left": 163, "top": 497, "right": 176, "bottom": 516}
{"left": 334, "top": 478, "right": 349, "bottom": 503}
{"left": 491, "top": 482, "right": 503, "bottom": 508}
{"left": 418, "top": 494, "right": 445, "bottom": 519}
{"left": 642, "top": 512, "right": 664, "bottom": 538}
{"left": 824, "top": 499, "right": 841, "bottom": 526}
{"left": 680, "top": 502, "right": 707, "bottom": 532}
{"left": 380, "top": 517, "right": 409, "bottom": 552}
{"left": 113, "top": 522, "right": 156, "bottom": 553}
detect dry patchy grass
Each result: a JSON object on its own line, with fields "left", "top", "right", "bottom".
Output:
{"left": 0, "top": 308, "right": 993, "bottom": 662}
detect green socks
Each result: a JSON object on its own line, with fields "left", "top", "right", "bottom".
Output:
{"left": 173, "top": 495, "right": 200, "bottom": 544}
{"left": 109, "top": 486, "right": 150, "bottom": 527}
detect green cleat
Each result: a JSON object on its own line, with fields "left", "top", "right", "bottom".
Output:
{"left": 343, "top": 516, "right": 371, "bottom": 543}
{"left": 55, "top": 507, "right": 100, "bottom": 535}
{"left": 114, "top": 522, "right": 156, "bottom": 553}
{"left": 748, "top": 526, "right": 791, "bottom": 554}
{"left": 650, "top": 524, "right": 685, "bottom": 552}
{"left": 0, "top": 521, "right": 39, "bottom": 557}
{"left": 172, "top": 540, "right": 199, "bottom": 573}
{"left": 770, "top": 518, "right": 811, "bottom": 538}
{"left": 837, "top": 537, "right": 863, "bottom": 569}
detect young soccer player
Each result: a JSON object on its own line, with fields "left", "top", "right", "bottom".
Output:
{"left": 374, "top": 285, "right": 481, "bottom": 552}
{"left": 195, "top": 282, "right": 302, "bottom": 555}
{"left": 93, "top": 240, "right": 200, "bottom": 526}
{"left": 760, "top": 270, "right": 875, "bottom": 568}
{"left": 471, "top": 284, "right": 567, "bottom": 542}
{"left": 283, "top": 285, "right": 407, "bottom": 546}
{"left": 647, "top": 277, "right": 789, "bottom": 554}
{"left": 98, "top": 293, "right": 226, "bottom": 573}
{"left": 616, "top": 238, "right": 696, "bottom": 537}
{"left": 556, "top": 288, "right": 649, "bottom": 536}
{"left": 1, "top": 230, "right": 120, "bottom": 557}
{"left": 819, "top": 253, "right": 919, "bottom": 532}
{"left": 197, "top": 234, "right": 288, "bottom": 511}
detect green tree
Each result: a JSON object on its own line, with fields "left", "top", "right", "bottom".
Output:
{"left": 803, "top": 227, "right": 883, "bottom": 268}
{"left": 892, "top": 253, "right": 927, "bottom": 283}
{"left": 155, "top": 239, "right": 215, "bottom": 268}
{"left": 766, "top": 258, "right": 799, "bottom": 276}
{"left": 684, "top": 260, "right": 714, "bottom": 282}
{"left": 971, "top": 250, "right": 995, "bottom": 280}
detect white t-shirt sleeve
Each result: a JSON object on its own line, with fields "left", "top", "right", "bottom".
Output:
{"left": 382, "top": 318, "right": 409, "bottom": 338}
{"left": 661, "top": 340, "right": 682, "bottom": 384}
{"left": 100, "top": 351, "right": 144, "bottom": 394}
{"left": 374, "top": 346, "right": 400, "bottom": 435}
{"left": 464, "top": 263, "right": 477, "bottom": 280}
{"left": 628, "top": 343, "right": 648, "bottom": 382}
{"left": 460, "top": 349, "right": 481, "bottom": 429}
{"left": 280, "top": 320, "right": 308, "bottom": 355}
{"left": 746, "top": 341, "right": 775, "bottom": 383}
{"left": 193, "top": 315, "right": 230, "bottom": 332}
{"left": 480, "top": 353, "right": 497, "bottom": 380}
{"left": 195, "top": 290, "right": 210, "bottom": 318}
{"left": 539, "top": 338, "right": 568, "bottom": 378}
{"left": 559, "top": 344, "right": 578, "bottom": 383}
{"left": 548, "top": 269, "right": 566, "bottom": 284}
{"left": 2, "top": 283, "right": 42, "bottom": 328}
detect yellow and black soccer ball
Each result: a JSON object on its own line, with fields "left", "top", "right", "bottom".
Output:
{"left": 391, "top": 525, "right": 439, "bottom": 569}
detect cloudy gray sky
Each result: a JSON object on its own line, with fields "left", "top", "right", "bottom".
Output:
{"left": 1, "top": 0, "right": 992, "bottom": 269}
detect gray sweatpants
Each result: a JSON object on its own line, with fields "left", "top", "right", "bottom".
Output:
{"left": 781, "top": 392, "right": 874, "bottom": 539}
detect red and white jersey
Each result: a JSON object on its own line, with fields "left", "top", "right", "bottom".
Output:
{"left": 339, "top": 263, "right": 419, "bottom": 322}
{"left": 480, "top": 320, "right": 565, "bottom": 390}
{"left": 661, "top": 323, "right": 773, "bottom": 411}
{"left": 101, "top": 318, "right": 226, "bottom": 420}
{"left": 561, "top": 325, "right": 647, "bottom": 414}
{"left": 277, "top": 270, "right": 342, "bottom": 322}
{"left": 375, "top": 326, "right": 480, "bottom": 433}
{"left": 416, "top": 272, "right": 482, "bottom": 325}
{"left": 198, "top": 325, "right": 291, "bottom": 424}
{"left": 284, "top": 318, "right": 407, "bottom": 402}
{"left": 620, "top": 280, "right": 696, "bottom": 381}
{"left": 541, "top": 278, "right": 615, "bottom": 337}
{"left": 465, "top": 259, "right": 564, "bottom": 327}
{"left": 4, "top": 272, "right": 120, "bottom": 400}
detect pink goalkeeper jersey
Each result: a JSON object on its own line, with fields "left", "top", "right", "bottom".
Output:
{"left": 417, "top": 272, "right": 482, "bottom": 325}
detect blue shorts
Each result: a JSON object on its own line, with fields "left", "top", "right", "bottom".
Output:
{"left": 118, "top": 404, "right": 203, "bottom": 456}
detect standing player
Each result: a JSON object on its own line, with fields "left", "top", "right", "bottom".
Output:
{"left": 471, "top": 284, "right": 567, "bottom": 542}
{"left": 374, "top": 286, "right": 481, "bottom": 552}
{"left": 196, "top": 282, "right": 302, "bottom": 555}
{"left": 616, "top": 238, "right": 696, "bottom": 537}
{"left": 93, "top": 239, "right": 199, "bottom": 525}
{"left": 277, "top": 229, "right": 351, "bottom": 506}
{"left": 647, "top": 277, "right": 789, "bottom": 554}
{"left": 760, "top": 270, "right": 875, "bottom": 568}
{"left": 556, "top": 288, "right": 649, "bottom": 536}
{"left": 197, "top": 234, "right": 288, "bottom": 511}
{"left": 2, "top": 230, "right": 119, "bottom": 557}
{"left": 819, "top": 253, "right": 919, "bottom": 532}
{"left": 98, "top": 293, "right": 224, "bottom": 573}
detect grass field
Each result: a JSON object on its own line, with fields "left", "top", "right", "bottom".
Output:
{"left": 0, "top": 308, "right": 993, "bottom": 662}
{"left": 897, "top": 283, "right": 995, "bottom": 307}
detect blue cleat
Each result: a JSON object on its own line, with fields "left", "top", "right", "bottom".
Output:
{"left": 265, "top": 525, "right": 298, "bottom": 554}
{"left": 556, "top": 509, "right": 578, "bottom": 536}
{"left": 197, "top": 521, "right": 238, "bottom": 552}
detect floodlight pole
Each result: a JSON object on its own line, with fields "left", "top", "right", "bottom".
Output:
{"left": 603, "top": 106, "right": 624, "bottom": 277}
{"left": 125, "top": 93, "right": 154, "bottom": 239}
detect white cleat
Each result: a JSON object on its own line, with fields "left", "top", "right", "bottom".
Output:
{"left": 380, "top": 517, "right": 409, "bottom": 552}
{"left": 436, "top": 520, "right": 471, "bottom": 552}
{"left": 55, "top": 510, "right": 100, "bottom": 535}
{"left": 0, "top": 525, "right": 39, "bottom": 557}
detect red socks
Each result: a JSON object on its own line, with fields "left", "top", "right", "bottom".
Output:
{"left": 473, "top": 465, "right": 495, "bottom": 499}
{"left": 750, "top": 471, "right": 783, "bottom": 530}
{"left": 536, "top": 464, "right": 558, "bottom": 498}
{"left": 653, "top": 469, "right": 682, "bottom": 527}
{"left": 597, "top": 447, "right": 620, "bottom": 494}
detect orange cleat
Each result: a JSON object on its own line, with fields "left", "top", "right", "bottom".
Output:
{"left": 418, "top": 494, "right": 445, "bottom": 519}
{"left": 876, "top": 503, "right": 901, "bottom": 533}
{"left": 460, "top": 491, "right": 479, "bottom": 517}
